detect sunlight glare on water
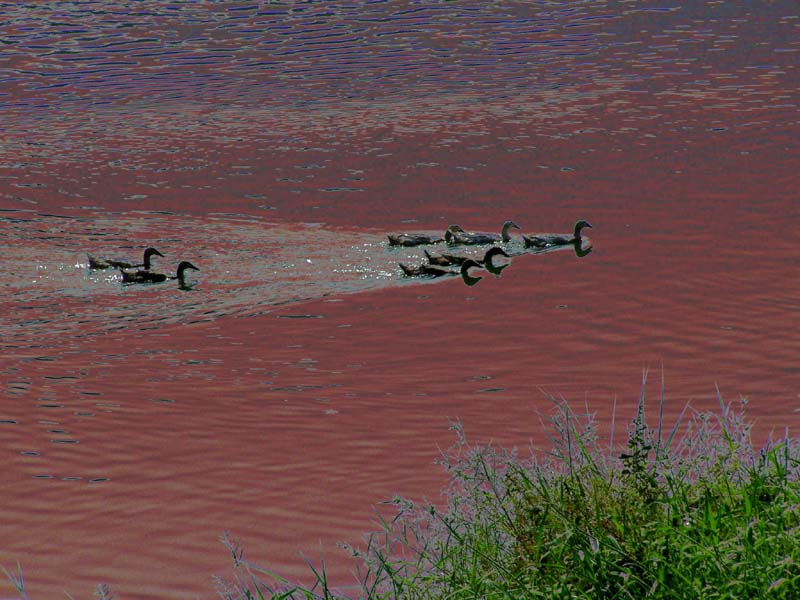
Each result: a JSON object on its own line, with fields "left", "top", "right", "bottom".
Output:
{"left": 3, "top": 209, "right": 537, "bottom": 347}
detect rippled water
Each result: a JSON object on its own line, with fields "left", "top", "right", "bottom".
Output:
{"left": 2, "top": 208, "right": 574, "bottom": 347}
{"left": 1, "top": 1, "right": 798, "bottom": 598}
{"left": 0, "top": 1, "right": 621, "bottom": 106}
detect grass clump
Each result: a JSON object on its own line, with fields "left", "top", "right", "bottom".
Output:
{"left": 217, "top": 373, "right": 800, "bottom": 599}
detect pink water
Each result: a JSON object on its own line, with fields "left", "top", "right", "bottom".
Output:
{"left": 1, "top": 2, "right": 799, "bottom": 598}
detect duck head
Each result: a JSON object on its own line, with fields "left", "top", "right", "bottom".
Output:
{"left": 142, "top": 247, "right": 165, "bottom": 269}
{"left": 501, "top": 220, "right": 522, "bottom": 242}
{"left": 574, "top": 220, "right": 593, "bottom": 238}
{"left": 175, "top": 261, "right": 199, "bottom": 279}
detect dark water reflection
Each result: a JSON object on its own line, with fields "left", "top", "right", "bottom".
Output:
{"left": 1, "top": 1, "right": 798, "bottom": 598}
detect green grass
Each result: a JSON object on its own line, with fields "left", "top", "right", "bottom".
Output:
{"left": 216, "top": 373, "right": 800, "bottom": 599}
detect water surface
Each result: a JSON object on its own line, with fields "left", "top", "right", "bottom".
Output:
{"left": 1, "top": 1, "right": 798, "bottom": 598}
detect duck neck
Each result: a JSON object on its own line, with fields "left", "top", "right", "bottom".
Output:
{"left": 173, "top": 264, "right": 188, "bottom": 280}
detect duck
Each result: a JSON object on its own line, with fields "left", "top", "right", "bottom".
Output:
{"left": 424, "top": 246, "right": 510, "bottom": 268}
{"left": 88, "top": 247, "right": 164, "bottom": 270}
{"left": 398, "top": 261, "right": 453, "bottom": 278}
{"left": 522, "top": 220, "right": 592, "bottom": 248}
{"left": 446, "top": 220, "right": 521, "bottom": 245}
{"left": 398, "top": 257, "right": 483, "bottom": 280}
{"left": 121, "top": 261, "right": 199, "bottom": 284}
{"left": 388, "top": 225, "right": 468, "bottom": 247}
{"left": 423, "top": 248, "right": 468, "bottom": 267}
{"left": 387, "top": 232, "right": 444, "bottom": 247}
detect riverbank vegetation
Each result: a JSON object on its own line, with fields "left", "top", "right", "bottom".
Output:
{"left": 216, "top": 375, "right": 800, "bottom": 599}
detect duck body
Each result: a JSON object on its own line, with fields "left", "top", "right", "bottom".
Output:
{"left": 523, "top": 220, "right": 592, "bottom": 248}
{"left": 121, "top": 270, "right": 169, "bottom": 283}
{"left": 387, "top": 232, "right": 444, "bottom": 247}
{"left": 424, "top": 249, "right": 470, "bottom": 267}
{"left": 448, "top": 230, "right": 500, "bottom": 245}
{"left": 399, "top": 262, "right": 454, "bottom": 277}
{"left": 88, "top": 247, "right": 164, "bottom": 270}
{"left": 425, "top": 246, "right": 510, "bottom": 268}
{"left": 447, "top": 220, "right": 521, "bottom": 245}
{"left": 522, "top": 234, "right": 567, "bottom": 248}
{"left": 89, "top": 256, "right": 131, "bottom": 270}
{"left": 399, "top": 258, "right": 484, "bottom": 284}
{"left": 122, "top": 261, "right": 199, "bottom": 284}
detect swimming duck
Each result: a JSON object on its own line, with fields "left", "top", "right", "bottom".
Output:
{"left": 523, "top": 220, "right": 592, "bottom": 248}
{"left": 121, "top": 261, "right": 199, "bottom": 284}
{"left": 387, "top": 232, "right": 443, "bottom": 247}
{"left": 88, "top": 247, "right": 164, "bottom": 270}
{"left": 398, "top": 257, "right": 483, "bottom": 280}
{"left": 388, "top": 225, "right": 467, "bottom": 247}
{"left": 424, "top": 248, "right": 468, "bottom": 266}
{"left": 446, "top": 220, "right": 521, "bottom": 245}
{"left": 398, "top": 262, "right": 453, "bottom": 277}
{"left": 424, "top": 246, "right": 510, "bottom": 268}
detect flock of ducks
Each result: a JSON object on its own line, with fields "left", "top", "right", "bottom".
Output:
{"left": 85, "top": 219, "right": 591, "bottom": 290}
{"left": 390, "top": 219, "right": 592, "bottom": 285}
{"left": 87, "top": 248, "right": 199, "bottom": 287}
